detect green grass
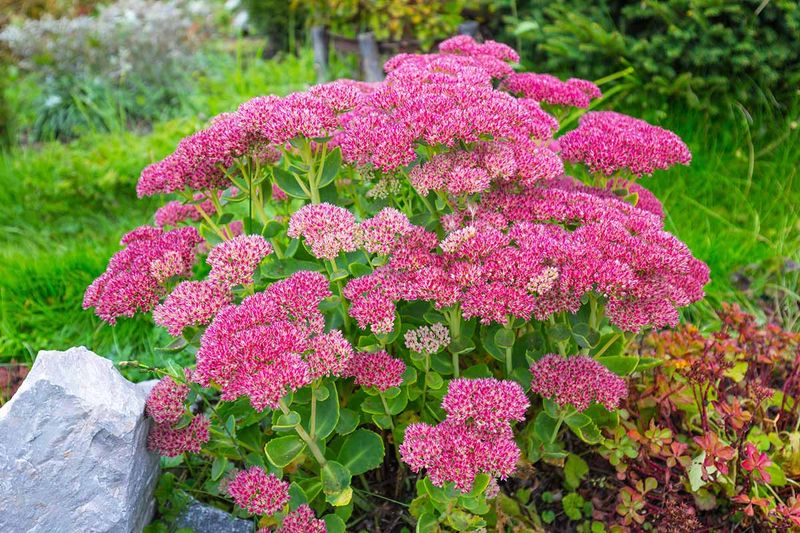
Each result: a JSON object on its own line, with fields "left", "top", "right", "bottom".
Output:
{"left": 0, "top": 46, "right": 797, "bottom": 369}
{"left": 0, "top": 49, "right": 318, "bottom": 368}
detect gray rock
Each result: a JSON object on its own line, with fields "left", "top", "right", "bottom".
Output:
{"left": 175, "top": 497, "right": 253, "bottom": 533}
{"left": 0, "top": 346, "right": 160, "bottom": 533}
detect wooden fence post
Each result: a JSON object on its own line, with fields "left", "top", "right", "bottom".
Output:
{"left": 357, "top": 32, "right": 384, "bottom": 82}
{"left": 458, "top": 20, "right": 480, "bottom": 38}
{"left": 311, "top": 25, "right": 330, "bottom": 83}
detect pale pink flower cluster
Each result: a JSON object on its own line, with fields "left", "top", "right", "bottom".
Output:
{"left": 559, "top": 111, "right": 692, "bottom": 176}
{"left": 502, "top": 72, "right": 601, "bottom": 108}
{"left": 275, "top": 504, "right": 326, "bottom": 533}
{"left": 227, "top": 467, "right": 290, "bottom": 516}
{"left": 153, "top": 280, "right": 231, "bottom": 336}
{"left": 400, "top": 378, "right": 528, "bottom": 492}
{"left": 355, "top": 207, "right": 413, "bottom": 255}
{"left": 83, "top": 226, "right": 202, "bottom": 323}
{"left": 288, "top": 203, "right": 358, "bottom": 260}
{"left": 194, "top": 271, "right": 350, "bottom": 411}
{"left": 207, "top": 234, "right": 273, "bottom": 286}
{"left": 346, "top": 350, "right": 406, "bottom": 391}
{"left": 147, "top": 415, "right": 210, "bottom": 457}
{"left": 145, "top": 374, "right": 189, "bottom": 425}
{"left": 529, "top": 354, "right": 628, "bottom": 411}
{"left": 404, "top": 323, "right": 450, "bottom": 354}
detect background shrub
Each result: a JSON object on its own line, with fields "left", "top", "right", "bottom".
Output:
{"left": 0, "top": 0, "right": 214, "bottom": 141}
{"left": 502, "top": 0, "right": 800, "bottom": 116}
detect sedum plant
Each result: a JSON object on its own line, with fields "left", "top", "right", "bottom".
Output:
{"left": 85, "top": 36, "right": 708, "bottom": 531}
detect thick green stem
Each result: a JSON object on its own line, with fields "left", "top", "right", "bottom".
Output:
{"left": 421, "top": 353, "right": 430, "bottom": 413}
{"left": 448, "top": 305, "right": 461, "bottom": 378}
{"left": 550, "top": 413, "right": 565, "bottom": 444}
{"left": 379, "top": 394, "right": 396, "bottom": 430}
{"left": 504, "top": 321, "right": 515, "bottom": 377}
{"left": 278, "top": 398, "right": 327, "bottom": 466}
{"left": 310, "top": 386, "right": 318, "bottom": 440}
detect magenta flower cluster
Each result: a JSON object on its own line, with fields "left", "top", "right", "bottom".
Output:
{"left": 559, "top": 111, "right": 692, "bottom": 176}
{"left": 400, "top": 378, "right": 529, "bottom": 492}
{"left": 227, "top": 466, "right": 290, "bottom": 516}
{"left": 145, "top": 373, "right": 189, "bottom": 425}
{"left": 193, "top": 271, "right": 347, "bottom": 411}
{"left": 346, "top": 350, "right": 406, "bottom": 392}
{"left": 83, "top": 226, "right": 202, "bottom": 323}
{"left": 502, "top": 72, "right": 601, "bottom": 108}
{"left": 274, "top": 504, "right": 326, "bottom": 533}
{"left": 529, "top": 354, "right": 629, "bottom": 411}
{"left": 144, "top": 371, "right": 211, "bottom": 457}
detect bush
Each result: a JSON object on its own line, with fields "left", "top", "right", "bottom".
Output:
{"left": 0, "top": 0, "right": 213, "bottom": 140}
{"left": 504, "top": 0, "right": 800, "bottom": 116}
{"left": 87, "top": 36, "right": 713, "bottom": 530}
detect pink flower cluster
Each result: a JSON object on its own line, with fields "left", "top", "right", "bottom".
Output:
{"left": 529, "top": 354, "right": 628, "bottom": 411}
{"left": 194, "top": 271, "right": 352, "bottom": 411}
{"left": 154, "top": 195, "right": 216, "bottom": 228}
{"left": 275, "top": 504, "right": 326, "bottom": 533}
{"left": 147, "top": 415, "right": 210, "bottom": 457}
{"left": 227, "top": 467, "right": 290, "bottom": 515}
{"left": 346, "top": 350, "right": 406, "bottom": 392}
{"left": 145, "top": 373, "right": 189, "bottom": 425}
{"left": 207, "top": 234, "right": 273, "bottom": 286}
{"left": 288, "top": 203, "right": 358, "bottom": 260}
{"left": 400, "top": 378, "right": 528, "bottom": 492}
{"left": 559, "top": 111, "right": 692, "bottom": 176}
{"left": 502, "top": 73, "right": 601, "bottom": 108}
{"left": 404, "top": 323, "right": 450, "bottom": 354}
{"left": 153, "top": 280, "right": 231, "bottom": 336}
{"left": 83, "top": 226, "right": 202, "bottom": 323}
{"left": 343, "top": 174, "right": 708, "bottom": 332}
{"left": 355, "top": 207, "right": 414, "bottom": 255}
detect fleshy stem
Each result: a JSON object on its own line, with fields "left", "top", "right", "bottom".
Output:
{"left": 420, "top": 352, "right": 430, "bottom": 414}
{"left": 447, "top": 305, "right": 462, "bottom": 378}
{"left": 326, "top": 259, "right": 351, "bottom": 333}
{"left": 550, "top": 412, "right": 566, "bottom": 444}
{"left": 310, "top": 383, "right": 318, "bottom": 440}
{"left": 504, "top": 320, "right": 515, "bottom": 377}
{"left": 278, "top": 398, "right": 327, "bottom": 467}
{"left": 379, "top": 393, "right": 396, "bottom": 431}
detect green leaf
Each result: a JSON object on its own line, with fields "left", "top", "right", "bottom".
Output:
{"left": 562, "top": 492, "right": 586, "bottom": 521}
{"left": 565, "top": 413, "right": 602, "bottom": 444}
{"left": 348, "top": 262, "right": 372, "bottom": 277}
{"left": 689, "top": 452, "right": 707, "bottom": 492}
{"left": 273, "top": 411, "right": 301, "bottom": 431}
{"left": 425, "top": 371, "right": 444, "bottom": 390}
{"left": 323, "top": 515, "right": 346, "bottom": 533}
{"left": 598, "top": 355, "right": 639, "bottom": 376}
{"left": 534, "top": 412, "right": 560, "bottom": 443}
{"left": 318, "top": 147, "right": 342, "bottom": 188}
{"left": 217, "top": 213, "right": 234, "bottom": 225}
{"left": 273, "top": 167, "right": 308, "bottom": 198}
{"left": 262, "top": 220, "right": 283, "bottom": 238}
{"left": 571, "top": 323, "right": 600, "bottom": 349}
{"left": 449, "top": 337, "right": 476, "bottom": 355}
{"left": 299, "top": 383, "right": 340, "bottom": 440}
{"left": 564, "top": 454, "right": 589, "bottom": 489}
{"left": 321, "top": 461, "right": 352, "bottom": 506}
{"left": 262, "top": 258, "right": 322, "bottom": 279}
{"left": 265, "top": 435, "right": 306, "bottom": 467}
{"left": 335, "top": 408, "right": 359, "bottom": 435}
{"left": 546, "top": 322, "right": 571, "bottom": 342}
{"left": 210, "top": 456, "right": 228, "bottom": 481}
{"left": 416, "top": 512, "right": 439, "bottom": 532}
{"left": 766, "top": 463, "right": 787, "bottom": 486}
{"left": 495, "top": 328, "right": 515, "bottom": 349}
{"left": 336, "top": 429, "right": 385, "bottom": 475}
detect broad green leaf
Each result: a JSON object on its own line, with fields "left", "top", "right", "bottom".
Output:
{"left": 348, "top": 262, "right": 372, "bottom": 277}
{"left": 262, "top": 220, "right": 283, "bottom": 238}
{"left": 495, "top": 328, "right": 515, "bottom": 349}
{"left": 416, "top": 512, "right": 439, "bottom": 533}
{"left": 323, "top": 515, "right": 346, "bottom": 533}
{"left": 321, "top": 461, "right": 352, "bottom": 506}
{"left": 564, "top": 454, "right": 589, "bottom": 489}
{"left": 273, "top": 167, "right": 308, "bottom": 198}
{"left": 262, "top": 258, "right": 322, "bottom": 280}
{"left": 534, "top": 412, "right": 560, "bottom": 443}
{"left": 335, "top": 408, "right": 359, "bottom": 435}
{"left": 210, "top": 456, "right": 228, "bottom": 481}
{"left": 597, "top": 355, "right": 639, "bottom": 376}
{"left": 449, "top": 338, "right": 476, "bottom": 355}
{"left": 426, "top": 371, "right": 444, "bottom": 389}
{"left": 273, "top": 411, "right": 301, "bottom": 431}
{"left": 336, "top": 429, "right": 385, "bottom": 475}
{"left": 318, "top": 147, "right": 342, "bottom": 188}
{"left": 565, "top": 413, "right": 602, "bottom": 444}
{"left": 299, "top": 383, "right": 339, "bottom": 440}
{"left": 265, "top": 435, "right": 306, "bottom": 467}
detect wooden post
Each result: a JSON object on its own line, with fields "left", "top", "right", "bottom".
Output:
{"left": 458, "top": 20, "right": 480, "bottom": 38}
{"left": 311, "top": 25, "right": 330, "bottom": 83}
{"left": 358, "top": 32, "right": 384, "bottom": 82}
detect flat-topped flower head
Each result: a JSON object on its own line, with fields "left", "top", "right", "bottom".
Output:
{"left": 529, "top": 354, "right": 628, "bottom": 411}
{"left": 153, "top": 280, "right": 231, "bottom": 336}
{"left": 145, "top": 373, "right": 189, "bottom": 425}
{"left": 559, "top": 111, "right": 691, "bottom": 176}
{"left": 83, "top": 226, "right": 202, "bottom": 323}
{"left": 147, "top": 415, "right": 210, "bottom": 457}
{"left": 346, "top": 350, "right": 406, "bottom": 391}
{"left": 400, "top": 419, "right": 521, "bottom": 493}
{"left": 154, "top": 196, "right": 216, "bottom": 228}
{"left": 356, "top": 207, "right": 414, "bottom": 255}
{"left": 276, "top": 504, "right": 326, "bottom": 533}
{"left": 440, "top": 378, "right": 530, "bottom": 429}
{"left": 207, "top": 234, "right": 273, "bottom": 287}
{"left": 404, "top": 323, "right": 450, "bottom": 354}
{"left": 502, "top": 73, "right": 601, "bottom": 108}
{"left": 227, "top": 467, "right": 290, "bottom": 516}
{"left": 307, "top": 329, "right": 354, "bottom": 379}
{"left": 288, "top": 203, "right": 358, "bottom": 260}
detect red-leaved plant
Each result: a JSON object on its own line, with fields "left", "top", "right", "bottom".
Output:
{"left": 85, "top": 36, "right": 708, "bottom": 531}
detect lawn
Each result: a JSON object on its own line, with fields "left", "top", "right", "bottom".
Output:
{"left": 0, "top": 50, "right": 797, "bottom": 369}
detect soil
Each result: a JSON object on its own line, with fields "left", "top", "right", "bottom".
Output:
{"left": 0, "top": 362, "right": 29, "bottom": 405}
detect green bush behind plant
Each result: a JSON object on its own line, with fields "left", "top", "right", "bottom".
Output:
{"left": 503, "top": 0, "right": 800, "bottom": 116}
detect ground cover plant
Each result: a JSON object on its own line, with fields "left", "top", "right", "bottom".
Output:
{"left": 80, "top": 35, "right": 760, "bottom": 531}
